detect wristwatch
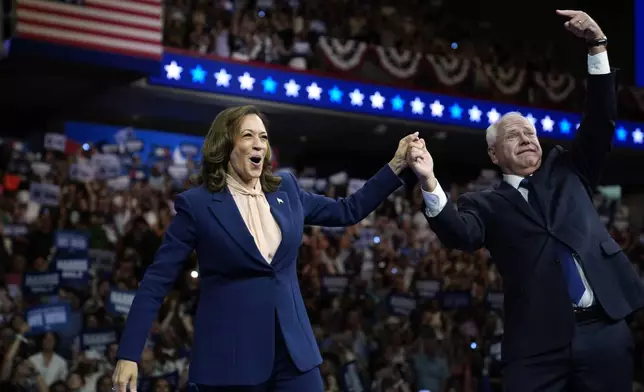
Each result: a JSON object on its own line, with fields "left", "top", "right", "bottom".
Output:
{"left": 587, "top": 36, "right": 608, "bottom": 48}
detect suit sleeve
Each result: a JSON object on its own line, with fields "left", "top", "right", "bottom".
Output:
{"left": 569, "top": 55, "right": 617, "bottom": 191}
{"left": 425, "top": 193, "right": 485, "bottom": 252}
{"left": 116, "top": 194, "right": 197, "bottom": 362}
{"left": 294, "top": 164, "right": 403, "bottom": 227}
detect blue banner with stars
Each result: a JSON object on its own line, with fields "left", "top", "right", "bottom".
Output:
{"left": 150, "top": 51, "right": 644, "bottom": 149}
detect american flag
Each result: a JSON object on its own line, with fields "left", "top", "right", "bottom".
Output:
{"left": 15, "top": 0, "right": 162, "bottom": 59}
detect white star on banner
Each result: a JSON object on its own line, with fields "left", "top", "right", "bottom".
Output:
{"left": 370, "top": 92, "right": 385, "bottom": 109}
{"left": 165, "top": 61, "right": 183, "bottom": 80}
{"left": 487, "top": 108, "right": 500, "bottom": 124}
{"left": 284, "top": 79, "right": 301, "bottom": 97}
{"left": 468, "top": 106, "right": 482, "bottom": 122}
{"left": 214, "top": 68, "right": 231, "bottom": 87}
{"left": 429, "top": 100, "right": 444, "bottom": 117}
{"left": 541, "top": 116, "right": 554, "bottom": 132}
{"left": 525, "top": 113, "right": 537, "bottom": 127}
{"left": 410, "top": 97, "right": 425, "bottom": 115}
{"left": 349, "top": 89, "right": 364, "bottom": 106}
{"left": 306, "top": 83, "right": 322, "bottom": 100}
{"left": 238, "top": 72, "right": 255, "bottom": 91}
{"left": 633, "top": 129, "right": 643, "bottom": 144}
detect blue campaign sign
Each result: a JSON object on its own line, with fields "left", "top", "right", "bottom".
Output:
{"left": 387, "top": 294, "right": 417, "bottom": 317}
{"left": 149, "top": 51, "right": 644, "bottom": 149}
{"left": 107, "top": 289, "right": 136, "bottom": 315}
{"left": 23, "top": 272, "right": 61, "bottom": 297}
{"left": 80, "top": 328, "right": 118, "bottom": 351}
{"left": 54, "top": 257, "right": 91, "bottom": 288}
{"left": 55, "top": 230, "right": 89, "bottom": 255}
{"left": 26, "top": 303, "right": 71, "bottom": 335}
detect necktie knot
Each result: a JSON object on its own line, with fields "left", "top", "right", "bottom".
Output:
{"left": 520, "top": 178, "right": 531, "bottom": 190}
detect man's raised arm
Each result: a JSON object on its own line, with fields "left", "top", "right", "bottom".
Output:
{"left": 556, "top": 10, "right": 616, "bottom": 190}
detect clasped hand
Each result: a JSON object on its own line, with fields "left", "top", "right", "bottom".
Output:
{"left": 389, "top": 132, "right": 436, "bottom": 189}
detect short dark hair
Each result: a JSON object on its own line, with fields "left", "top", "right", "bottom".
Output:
{"left": 199, "top": 105, "right": 281, "bottom": 193}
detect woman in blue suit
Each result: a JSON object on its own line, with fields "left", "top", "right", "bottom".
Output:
{"left": 112, "top": 105, "right": 419, "bottom": 392}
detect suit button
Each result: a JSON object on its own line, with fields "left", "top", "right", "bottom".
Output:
{"left": 554, "top": 259, "right": 560, "bottom": 265}
{"left": 548, "top": 228, "right": 555, "bottom": 235}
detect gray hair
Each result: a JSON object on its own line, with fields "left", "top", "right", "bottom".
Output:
{"left": 485, "top": 111, "right": 524, "bottom": 147}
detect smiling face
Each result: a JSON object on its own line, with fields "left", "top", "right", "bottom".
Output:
{"left": 488, "top": 113, "right": 542, "bottom": 176}
{"left": 227, "top": 114, "right": 269, "bottom": 187}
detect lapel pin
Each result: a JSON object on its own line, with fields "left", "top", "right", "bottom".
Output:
{"left": 277, "top": 198, "right": 283, "bottom": 204}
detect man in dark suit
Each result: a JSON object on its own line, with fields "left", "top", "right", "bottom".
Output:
{"left": 406, "top": 10, "right": 644, "bottom": 392}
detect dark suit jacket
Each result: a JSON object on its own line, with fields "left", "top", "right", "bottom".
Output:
{"left": 426, "top": 72, "right": 644, "bottom": 362}
{"left": 116, "top": 164, "right": 403, "bottom": 386}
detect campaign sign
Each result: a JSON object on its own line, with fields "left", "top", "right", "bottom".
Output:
{"left": 486, "top": 291, "right": 504, "bottom": 310}
{"left": 29, "top": 183, "right": 60, "bottom": 207}
{"left": 23, "top": 272, "right": 60, "bottom": 296}
{"left": 55, "top": 230, "right": 89, "bottom": 255}
{"left": 3, "top": 224, "right": 28, "bottom": 237}
{"left": 321, "top": 275, "right": 349, "bottom": 295}
{"left": 107, "top": 289, "right": 136, "bottom": 315}
{"left": 415, "top": 279, "right": 441, "bottom": 299}
{"left": 54, "top": 257, "right": 90, "bottom": 287}
{"left": 26, "top": 303, "right": 71, "bottom": 335}
{"left": 441, "top": 291, "right": 472, "bottom": 309}
{"left": 88, "top": 249, "right": 116, "bottom": 276}
{"left": 44, "top": 133, "right": 67, "bottom": 152}
{"left": 125, "top": 139, "right": 144, "bottom": 153}
{"left": 92, "top": 154, "right": 122, "bottom": 179}
{"left": 388, "top": 294, "right": 417, "bottom": 317}
{"left": 179, "top": 143, "right": 199, "bottom": 157}
{"left": 80, "top": 328, "right": 118, "bottom": 351}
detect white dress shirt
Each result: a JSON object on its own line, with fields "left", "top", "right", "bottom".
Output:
{"left": 421, "top": 52, "right": 610, "bottom": 308}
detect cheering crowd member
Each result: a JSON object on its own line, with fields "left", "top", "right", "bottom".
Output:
{"left": 407, "top": 10, "right": 644, "bottom": 392}
{"left": 112, "top": 105, "right": 419, "bottom": 392}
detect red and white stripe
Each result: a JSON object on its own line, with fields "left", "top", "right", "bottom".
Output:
{"left": 16, "top": 0, "right": 162, "bottom": 59}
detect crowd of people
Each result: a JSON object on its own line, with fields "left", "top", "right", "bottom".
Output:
{"left": 165, "top": 0, "right": 573, "bottom": 69}
{"left": 0, "top": 131, "right": 643, "bottom": 392}
{"left": 161, "top": 0, "right": 644, "bottom": 119}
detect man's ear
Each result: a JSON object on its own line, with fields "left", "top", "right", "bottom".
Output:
{"left": 488, "top": 147, "right": 499, "bottom": 165}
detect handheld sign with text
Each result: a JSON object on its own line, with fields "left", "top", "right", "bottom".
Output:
{"left": 23, "top": 271, "right": 60, "bottom": 297}
{"left": 486, "top": 291, "right": 504, "bottom": 310}
{"left": 55, "top": 230, "right": 89, "bottom": 255}
{"left": 107, "top": 289, "right": 136, "bottom": 315}
{"left": 388, "top": 294, "right": 417, "bottom": 317}
{"left": 54, "top": 257, "right": 91, "bottom": 288}
{"left": 321, "top": 275, "right": 350, "bottom": 296}
{"left": 26, "top": 303, "right": 71, "bottom": 335}
{"left": 441, "top": 291, "right": 472, "bottom": 309}
{"left": 80, "top": 328, "right": 118, "bottom": 352}
{"left": 415, "top": 279, "right": 441, "bottom": 299}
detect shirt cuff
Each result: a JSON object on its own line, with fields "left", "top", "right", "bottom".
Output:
{"left": 421, "top": 180, "right": 448, "bottom": 218}
{"left": 588, "top": 51, "right": 610, "bottom": 75}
